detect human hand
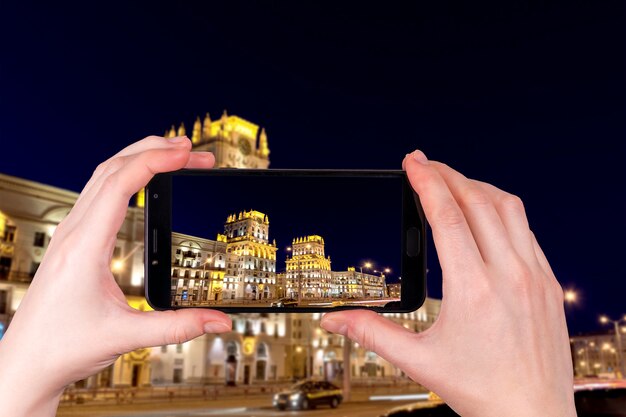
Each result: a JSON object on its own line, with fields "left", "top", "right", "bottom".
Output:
{"left": 321, "top": 151, "right": 576, "bottom": 416}
{"left": 0, "top": 136, "right": 232, "bottom": 417}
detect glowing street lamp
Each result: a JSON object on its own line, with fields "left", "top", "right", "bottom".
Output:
{"left": 564, "top": 289, "right": 577, "bottom": 304}
{"left": 111, "top": 259, "right": 124, "bottom": 272}
{"left": 599, "top": 314, "right": 626, "bottom": 378}
{"left": 360, "top": 262, "right": 373, "bottom": 299}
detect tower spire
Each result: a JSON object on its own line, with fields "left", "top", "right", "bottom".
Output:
{"left": 177, "top": 122, "right": 186, "bottom": 137}
{"left": 168, "top": 125, "right": 176, "bottom": 138}
{"left": 202, "top": 112, "right": 212, "bottom": 139}
{"left": 192, "top": 116, "right": 202, "bottom": 144}
{"left": 259, "top": 127, "right": 270, "bottom": 157}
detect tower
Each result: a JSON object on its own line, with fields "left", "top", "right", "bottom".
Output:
{"left": 286, "top": 235, "right": 332, "bottom": 300}
{"left": 135, "top": 111, "right": 270, "bottom": 207}
{"left": 222, "top": 210, "right": 277, "bottom": 301}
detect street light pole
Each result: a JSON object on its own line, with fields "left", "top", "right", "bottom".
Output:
{"left": 342, "top": 336, "right": 351, "bottom": 402}
{"left": 359, "top": 262, "right": 372, "bottom": 299}
{"left": 600, "top": 315, "right": 626, "bottom": 378}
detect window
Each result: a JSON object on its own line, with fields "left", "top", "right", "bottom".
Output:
{"left": 176, "top": 343, "right": 183, "bottom": 353}
{"left": 0, "top": 290, "right": 8, "bottom": 313}
{"left": 3, "top": 225, "right": 16, "bottom": 242}
{"left": 161, "top": 345, "right": 168, "bottom": 353}
{"left": 173, "top": 369, "right": 183, "bottom": 383}
{"left": 33, "top": 232, "right": 46, "bottom": 247}
{"left": 30, "top": 262, "right": 40, "bottom": 276}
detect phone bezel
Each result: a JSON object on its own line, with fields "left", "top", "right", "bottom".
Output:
{"left": 145, "top": 168, "right": 426, "bottom": 313}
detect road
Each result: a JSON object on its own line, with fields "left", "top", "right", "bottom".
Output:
{"left": 182, "top": 298, "right": 400, "bottom": 308}
{"left": 58, "top": 400, "right": 423, "bottom": 417}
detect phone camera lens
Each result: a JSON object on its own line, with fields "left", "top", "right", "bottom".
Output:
{"left": 153, "top": 193, "right": 158, "bottom": 199}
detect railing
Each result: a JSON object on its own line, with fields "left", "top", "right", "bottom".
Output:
{"left": 0, "top": 270, "right": 35, "bottom": 283}
{"left": 58, "top": 379, "right": 426, "bottom": 406}
{"left": 59, "top": 382, "right": 293, "bottom": 405}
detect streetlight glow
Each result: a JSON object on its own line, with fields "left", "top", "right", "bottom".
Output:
{"left": 600, "top": 316, "right": 609, "bottom": 324}
{"left": 364, "top": 262, "right": 372, "bottom": 269}
{"left": 564, "top": 289, "right": 577, "bottom": 303}
{"left": 111, "top": 259, "right": 124, "bottom": 272}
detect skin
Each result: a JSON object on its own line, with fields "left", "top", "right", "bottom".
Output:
{"left": 0, "top": 138, "right": 576, "bottom": 416}
{"left": 321, "top": 151, "right": 576, "bottom": 416}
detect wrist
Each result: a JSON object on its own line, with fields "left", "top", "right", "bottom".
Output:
{"left": 0, "top": 338, "right": 65, "bottom": 417}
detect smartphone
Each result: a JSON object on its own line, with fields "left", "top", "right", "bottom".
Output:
{"left": 145, "top": 169, "right": 426, "bottom": 313}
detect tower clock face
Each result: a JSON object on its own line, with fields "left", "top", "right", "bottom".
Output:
{"left": 238, "top": 137, "right": 252, "bottom": 156}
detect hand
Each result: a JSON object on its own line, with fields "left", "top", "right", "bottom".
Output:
{"left": 321, "top": 150, "right": 576, "bottom": 417}
{"left": 0, "top": 136, "right": 232, "bottom": 417}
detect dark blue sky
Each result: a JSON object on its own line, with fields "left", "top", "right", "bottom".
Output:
{"left": 172, "top": 175, "right": 403, "bottom": 282}
{"left": 1, "top": 1, "right": 624, "bottom": 334}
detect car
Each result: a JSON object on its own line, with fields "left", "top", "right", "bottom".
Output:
{"left": 380, "top": 381, "right": 626, "bottom": 417}
{"left": 379, "top": 399, "right": 456, "bottom": 417}
{"left": 270, "top": 297, "right": 298, "bottom": 307}
{"left": 273, "top": 380, "right": 343, "bottom": 410}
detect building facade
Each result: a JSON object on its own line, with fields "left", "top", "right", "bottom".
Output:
{"left": 286, "top": 236, "right": 333, "bottom": 299}
{"left": 570, "top": 330, "right": 626, "bottom": 378}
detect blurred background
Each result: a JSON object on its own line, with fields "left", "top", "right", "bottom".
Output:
{"left": 0, "top": 1, "right": 624, "bottom": 416}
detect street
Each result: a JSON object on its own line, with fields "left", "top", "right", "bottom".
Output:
{"left": 181, "top": 298, "right": 400, "bottom": 308}
{"left": 59, "top": 400, "right": 425, "bottom": 417}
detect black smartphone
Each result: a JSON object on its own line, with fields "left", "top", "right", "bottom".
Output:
{"left": 145, "top": 169, "right": 426, "bottom": 313}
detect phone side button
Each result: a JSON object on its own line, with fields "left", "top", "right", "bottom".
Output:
{"left": 406, "top": 227, "right": 420, "bottom": 257}
{"left": 152, "top": 229, "right": 158, "bottom": 254}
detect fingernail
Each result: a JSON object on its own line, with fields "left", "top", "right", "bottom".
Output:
{"left": 167, "top": 136, "right": 188, "bottom": 144}
{"left": 411, "top": 150, "right": 429, "bottom": 165}
{"left": 320, "top": 317, "right": 348, "bottom": 335}
{"left": 203, "top": 321, "right": 231, "bottom": 333}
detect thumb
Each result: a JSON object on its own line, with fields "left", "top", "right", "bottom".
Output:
{"left": 120, "top": 309, "right": 232, "bottom": 350}
{"left": 321, "top": 310, "right": 432, "bottom": 376}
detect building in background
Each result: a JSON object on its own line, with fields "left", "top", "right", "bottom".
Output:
{"left": 387, "top": 282, "right": 401, "bottom": 298}
{"left": 0, "top": 112, "right": 440, "bottom": 389}
{"left": 570, "top": 330, "right": 626, "bottom": 378}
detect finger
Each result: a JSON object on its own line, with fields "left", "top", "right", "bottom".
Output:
{"left": 56, "top": 137, "right": 191, "bottom": 240}
{"left": 403, "top": 151, "right": 484, "bottom": 278}
{"left": 430, "top": 162, "right": 515, "bottom": 265}
{"left": 185, "top": 152, "right": 215, "bottom": 168}
{"left": 113, "top": 135, "right": 189, "bottom": 158}
{"left": 321, "top": 310, "right": 432, "bottom": 376}
{"left": 475, "top": 181, "right": 539, "bottom": 269}
{"left": 119, "top": 308, "right": 232, "bottom": 350}
{"left": 530, "top": 231, "right": 556, "bottom": 279}
{"left": 75, "top": 147, "right": 194, "bottom": 253}
{"left": 75, "top": 136, "right": 189, "bottom": 210}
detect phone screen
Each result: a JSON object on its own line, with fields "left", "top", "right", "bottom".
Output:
{"left": 169, "top": 173, "right": 404, "bottom": 309}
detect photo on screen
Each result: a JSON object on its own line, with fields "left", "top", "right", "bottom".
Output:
{"left": 170, "top": 174, "right": 403, "bottom": 309}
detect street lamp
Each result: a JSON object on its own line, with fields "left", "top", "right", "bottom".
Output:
{"left": 359, "top": 262, "right": 372, "bottom": 299}
{"left": 599, "top": 314, "right": 626, "bottom": 378}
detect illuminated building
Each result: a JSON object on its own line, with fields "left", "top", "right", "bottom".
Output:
{"left": 136, "top": 110, "right": 271, "bottom": 208}
{"left": 171, "top": 210, "right": 277, "bottom": 305}
{"left": 223, "top": 210, "right": 277, "bottom": 300}
{"left": 387, "top": 282, "right": 401, "bottom": 298}
{"left": 285, "top": 235, "right": 387, "bottom": 300}
{"left": 286, "top": 236, "right": 332, "bottom": 299}
{"left": 169, "top": 110, "right": 270, "bottom": 169}
{"left": 332, "top": 267, "right": 386, "bottom": 298}
{"left": 570, "top": 330, "right": 626, "bottom": 378}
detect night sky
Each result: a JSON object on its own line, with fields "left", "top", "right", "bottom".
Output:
{"left": 171, "top": 174, "right": 403, "bottom": 281}
{"left": 1, "top": 2, "right": 624, "bottom": 334}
